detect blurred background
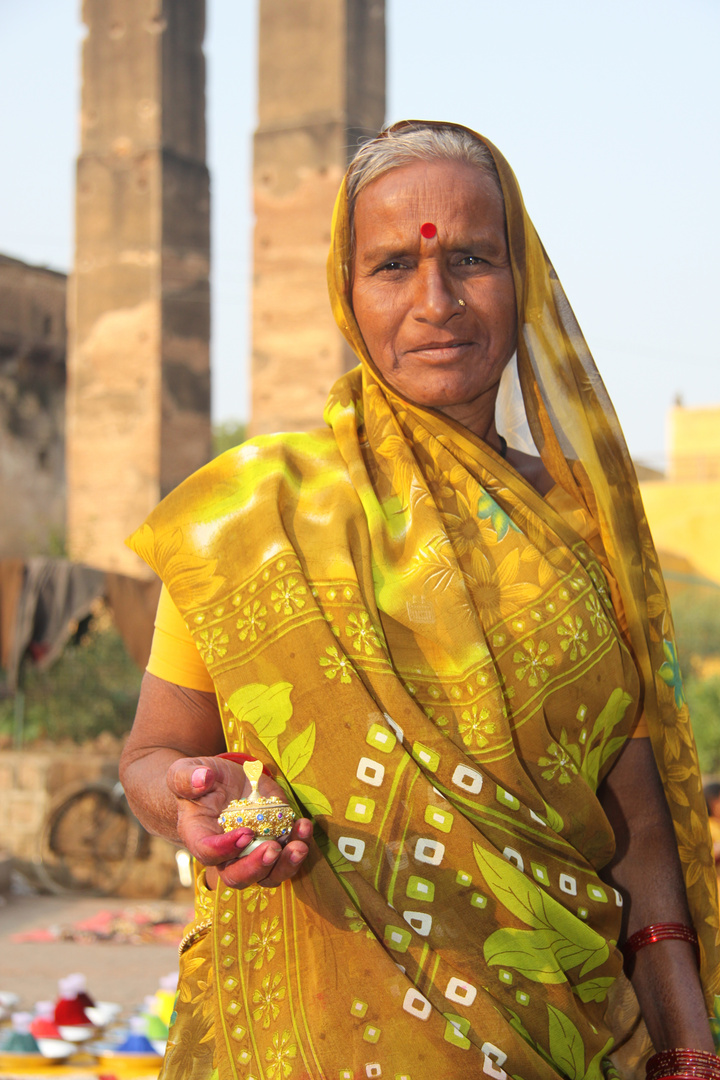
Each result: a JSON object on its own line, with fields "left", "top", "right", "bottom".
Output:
{"left": 2, "top": 0, "right": 719, "bottom": 457}
{"left": 0, "top": 2, "right": 719, "bottom": 1057}
{"left": 0, "top": 0, "right": 719, "bottom": 888}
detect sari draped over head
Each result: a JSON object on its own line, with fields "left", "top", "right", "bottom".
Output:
{"left": 128, "top": 122, "right": 720, "bottom": 1080}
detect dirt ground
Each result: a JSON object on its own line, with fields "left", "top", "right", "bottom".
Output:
{"left": 0, "top": 885, "right": 192, "bottom": 1016}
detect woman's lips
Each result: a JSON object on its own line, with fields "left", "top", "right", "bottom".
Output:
{"left": 406, "top": 341, "right": 474, "bottom": 361}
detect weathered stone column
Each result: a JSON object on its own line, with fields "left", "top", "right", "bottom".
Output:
{"left": 250, "top": 0, "right": 385, "bottom": 436}
{"left": 66, "top": 0, "right": 210, "bottom": 575}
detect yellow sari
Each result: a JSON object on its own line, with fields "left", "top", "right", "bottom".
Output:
{"left": 129, "top": 123, "right": 720, "bottom": 1080}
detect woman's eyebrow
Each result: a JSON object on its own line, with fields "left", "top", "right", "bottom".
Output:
{"left": 357, "top": 244, "right": 414, "bottom": 265}
{"left": 445, "top": 231, "right": 506, "bottom": 252}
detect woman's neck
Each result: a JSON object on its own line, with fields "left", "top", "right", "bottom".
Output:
{"left": 436, "top": 398, "right": 505, "bottom": 456}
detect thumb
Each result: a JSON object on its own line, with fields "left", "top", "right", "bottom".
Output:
{"left": 167, "top": 757, "right": 222, "bottom": 801}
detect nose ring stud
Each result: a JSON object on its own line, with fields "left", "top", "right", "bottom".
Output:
{"left": 457, "top": 298, "right": 466, "bottom": 307}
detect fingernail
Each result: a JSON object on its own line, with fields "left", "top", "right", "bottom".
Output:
{"left": 191, "top": 767, "right": 211, "bottom": 789}
{"left": 289, "top": 849, "right": 305, "bottom": 864}
{"left": 235, "top": 832, "right": 252, "bottom": 849}
{"left": 262, "top": 846, "right": 279, "bottom": 865}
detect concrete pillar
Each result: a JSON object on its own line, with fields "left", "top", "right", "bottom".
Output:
{"left": 250, "top": 0, "right": 386, "bottom": 436}
{"left": 66, "top": 0, "right": 210, "bottom": 575}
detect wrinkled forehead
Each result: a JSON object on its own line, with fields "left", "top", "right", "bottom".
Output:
{"left": 351, "top": 159, "right": 508, "bottom": 252}
{"left": 352, "top": 156, "right": 503, "bottom": 218}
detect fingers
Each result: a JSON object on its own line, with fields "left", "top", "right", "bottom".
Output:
{"left": 217, "top": 840, "right": 307, "bottom": 890}
{"left": 255, "top": 840, "right": 310, "bottom": 889}
{"left": 182, "top": 820, "right": 256, "bottom": 866}
{"left": 217, "top": 818, "right": 314, "bottom": 891}
{"left": 167, "top": 753, "right": 314, "bottom": 888}
{"left": 177, "top": 795, "right": 314, "bottom": 881}
{"left": 172, "top": 755, "right": 255, "bottom": 864}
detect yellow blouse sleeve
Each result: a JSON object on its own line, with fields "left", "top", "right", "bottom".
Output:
{"left": 545, "top": 484, "right": 649, "bottom": 739}
{"left": 146, "top": 584, "right": 216, "bottom": 693}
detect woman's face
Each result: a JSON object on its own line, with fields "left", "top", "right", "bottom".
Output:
{"left": 351, "top": 159, "right": 517, "bottom": 433}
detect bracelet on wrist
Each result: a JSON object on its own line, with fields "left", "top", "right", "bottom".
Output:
{"left": 646, "top": 1049, "right": 720, "bottom": 1080}
{"left": 217, "top": 751, "right": 273, "bottom": 778}
{"left": 651, "top": 1071, "right": 716, "bottom": 1080}
{"left": 623, "top": 923, "right": 700, "bottom": 975}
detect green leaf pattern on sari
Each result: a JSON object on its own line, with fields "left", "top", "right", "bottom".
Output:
{"left": 227, "top": 683, "right": 332, "bottom": 817}
{"left": 539, "top": 687, "right": 633, "bottom": 791}
{"left": 547, "top": 1005, "right": 586, "bottom": 1079}
{"left": 280, "top": 722, "right": 315, "bottom": 781}
{"left": 227, "top": 681, "right": 294, "bottom": 762}
{"left": 474, "top": 845, "right": 609, "bottom": 985}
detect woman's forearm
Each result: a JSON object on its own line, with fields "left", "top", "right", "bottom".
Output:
{"left": 598, "top": 738, "right": 714, "bottom": 1052}
{"left": 119, "top": 672, "right": 228, "bottom": 842}
{"left": 601, "top": 816, "right": 713, "bottom": 1051}
{"left": 120, "top": 745, "right": 188, "bottom": 843}
{"left": 628, "top": 935, "right": 713, "bottom": 1053}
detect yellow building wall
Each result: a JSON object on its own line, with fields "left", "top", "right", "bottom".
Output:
{"left": 640, "top": 478, "right": 720, "bottom": 586}
{"left": 669, "top": 405, "right": 720, "bottom": 482}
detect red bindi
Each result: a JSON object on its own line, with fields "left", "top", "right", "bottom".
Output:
{"left": 420, "top": 222, "right": 437, "bottom": 239}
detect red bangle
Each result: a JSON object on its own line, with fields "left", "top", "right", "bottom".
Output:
{"left": 651, "top": 1071, "right": 716, "bottom": 1080}
{"left": 217, "top": 752, "right": 273, "bottom": 778}
{"left": 647, "top": 1049, "right": 720, "bottom": 1080}
{"left": 623, "top": 923, "right": 700, "bottom": 972}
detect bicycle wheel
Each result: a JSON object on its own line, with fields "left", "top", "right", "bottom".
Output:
{"left": 35, "top": 782, "right": 142, "bottom": 896}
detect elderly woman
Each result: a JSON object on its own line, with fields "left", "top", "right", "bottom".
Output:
{"left": 120, "top": 121, "right": 720, "bottom": 1080}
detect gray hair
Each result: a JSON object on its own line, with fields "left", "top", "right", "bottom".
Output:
{"left": 346, "top": 122, "right": 502, "bottom": 226}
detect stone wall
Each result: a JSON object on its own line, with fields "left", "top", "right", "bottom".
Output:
{"left": 0, "top": 255, "right": 67, "bottom": 557}
{"left": 0, "top": 749, "right": 117, "bottom": 861}
{"left": 0, "top": 748, "right": 181, "bottom": 898}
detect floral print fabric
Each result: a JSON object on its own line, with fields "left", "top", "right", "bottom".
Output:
{"left": 131, "top": 123, "right": 720, "bottom": 1080}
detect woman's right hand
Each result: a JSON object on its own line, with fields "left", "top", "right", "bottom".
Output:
{"left": 166, "top": 755, "right": 313, "bottom": 891}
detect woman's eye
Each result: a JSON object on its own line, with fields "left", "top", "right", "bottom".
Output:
{"left": 459, "top": 254, "right": 486, "bottom": 266}
{"left": 378, "top": 260, "right": 407, "bottom": 272}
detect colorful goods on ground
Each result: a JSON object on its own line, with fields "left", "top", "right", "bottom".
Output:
{"left": 0, "top": 970, "right": 176, "bottom": 1079}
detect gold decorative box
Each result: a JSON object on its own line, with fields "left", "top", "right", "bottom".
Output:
{"left": 218, "top": 760, "right": 296, "bottom": 857}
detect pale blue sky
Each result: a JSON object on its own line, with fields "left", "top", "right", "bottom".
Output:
{"left": 1, "top": 0, "right": 718, "bottom": 467}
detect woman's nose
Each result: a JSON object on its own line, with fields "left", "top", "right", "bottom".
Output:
{"left": 411, "top": 262, "right": 459, "bottom": 324}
